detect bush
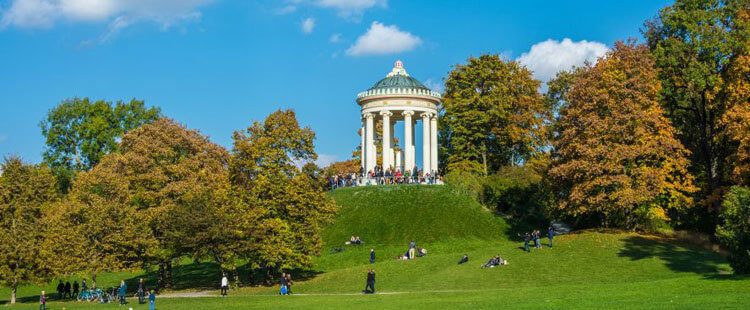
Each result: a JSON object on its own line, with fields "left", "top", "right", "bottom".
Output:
{"left": 444, "top": 165, "right": 553, "bottom": 225}
{"left": 716, "top": 186, "right": 750, "bottom": 274}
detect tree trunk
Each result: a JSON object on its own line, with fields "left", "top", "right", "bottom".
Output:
{"left": 482, "top": 150, "right": 488, "bottom": 176}
{"left": 10, "top": 281, "right": 17, "bottom": 304}
{"left": 158, "top": 261, "right": 174, "bottom": 290}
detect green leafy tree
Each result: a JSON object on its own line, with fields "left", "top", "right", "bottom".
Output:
{"left": 0, "top": 157, "right": 59, "bottom": 304}
{"left": 39, "top": 98, "right": 160, "bottom": 191}
{"left": 716, "top": 186, "right": 750, "bottom": 274}
{"left": 441, "top": 54, "right": 549, "bottom": 175}
{"left": 644, "top": 0, "right": 750, "bottom": 209}
{"left": 549, "top": 42, "right": 697, "bottom": 229}
{"left": 230, "top": 110, "right": 336, "bottom": 280}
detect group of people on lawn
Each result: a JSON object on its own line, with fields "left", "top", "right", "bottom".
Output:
{"left": 523, "top": 227, "right": 555, "bottom": 252}
{"left": 42, "top": 278, "right": 155, "bottom": 309}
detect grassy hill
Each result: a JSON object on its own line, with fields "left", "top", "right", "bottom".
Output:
{"left": 2, "top": 185, "right": 750, "bottom": 309}
{"left": 323, "top": 185, "right": 507, "bottom": 246}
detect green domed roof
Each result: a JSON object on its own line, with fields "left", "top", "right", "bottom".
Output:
{"left": 367, "top": 60, "right": 430, "bottom": 91}
{"left": 369, "top": 74, "right": 430, "bottom": 91}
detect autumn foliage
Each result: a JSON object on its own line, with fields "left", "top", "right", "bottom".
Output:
{"left": 548, "top": 42, "right": 697, "bottom": 229}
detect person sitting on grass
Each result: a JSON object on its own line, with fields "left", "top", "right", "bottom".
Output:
{"left": 354, "top": 236, "right": 363, "bottom": 245}
{"left": 417, "top": 248, "right": 427, "bottom": 257}
{"left": 458, "top": 254, "right": 469, "bottom": 264}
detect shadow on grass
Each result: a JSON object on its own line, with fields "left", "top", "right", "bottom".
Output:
{"left": 618, "top": 236, "right": 727, "bottom": 276}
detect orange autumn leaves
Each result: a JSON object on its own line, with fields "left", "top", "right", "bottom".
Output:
{"left": 549, "top": 42, "right": 698, "bottom": 228}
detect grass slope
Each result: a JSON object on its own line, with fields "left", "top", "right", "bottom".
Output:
{"left": 324, "top": 185, "right": 506, "bottom": 246}
{"left": 3, "top": 185, "right": 750, "bottom": 309}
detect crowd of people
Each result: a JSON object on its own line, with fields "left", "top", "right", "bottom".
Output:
{"left": 326, "top": 166, "right": 442, "bottom": 189}
{"left": 46, "top": 277, "right": 156, "bottom": 309}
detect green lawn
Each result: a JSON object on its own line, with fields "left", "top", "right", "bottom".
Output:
{"left": 3, "top": 185, "right": 749, "bottom": 309}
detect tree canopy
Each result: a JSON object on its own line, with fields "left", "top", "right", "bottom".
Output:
{"left": 0, "top": 157, "right": 59, "bottom": 304}
{"left": 549, "top": 42, "right": 697, "bottom": 229}
{"left": 230, "top": 110, "right": 336, "bottom": 276}
{"left": 441, "top": 54, "right": 549, "bottom": 175}
{"left": 40, "top": 98, "right": 160, "bottom": 191}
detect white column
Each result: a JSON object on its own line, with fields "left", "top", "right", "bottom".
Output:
{"left": 402, "top": 110, "right": 415, "bottom": 173}
{"left": 390, "top": 121, "right": 396, "bottom": 168}
{"left": 380, "top": 111, "right": 392, "bottom": 170}
{"left": 430, "top": 115, "right": 438, "bottom": 175}
{"left": 395, "top": 150, "right": 402, "bottom": 172}
{"left": 421, "top": 112, "right": 432, "bottom": 174}
{"left": 364, "top": 112, "right": 375, "bottom": 174}
{"left": 360, "top": 124, "right": 365, "bottom": 171}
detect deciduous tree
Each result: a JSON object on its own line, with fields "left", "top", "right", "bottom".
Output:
{"left": 549, "top": 42, "right": 697, "bottom": 229}
{"left": 442, "top": 54, "right": 549, "bottom": 175}
{"left": 39, "top": 98, "right": 160, "bottom": 191}
{"left": 0, "top": 157, "right": 59, "bottom": 304}
{"left": 230, "top": 110, "right": 336, "bottom": 279}
{"left": 644, "top": 0, "right": 750, "bottom": 205}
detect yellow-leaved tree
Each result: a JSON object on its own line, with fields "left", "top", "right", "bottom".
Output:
{"left": 549, "top": 41, "right": 697, "bottom": 230}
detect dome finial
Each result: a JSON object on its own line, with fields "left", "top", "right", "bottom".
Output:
{"left": 387, "top": 60, "right": 408, "bottom": 77}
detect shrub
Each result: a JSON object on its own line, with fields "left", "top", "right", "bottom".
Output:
{"left": 716, "top": 186, "right": 750, "bottom": 274}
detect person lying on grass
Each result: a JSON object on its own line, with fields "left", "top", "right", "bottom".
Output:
{"left": 458, "top": 254, "right": 469, "bottom": 264}
{"left": 481, "top": 255, "right": 507, "bottom": 268}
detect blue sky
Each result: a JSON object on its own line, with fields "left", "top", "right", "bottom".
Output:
{"left": 0, "top": 0, "right": 672, "bottom": 167}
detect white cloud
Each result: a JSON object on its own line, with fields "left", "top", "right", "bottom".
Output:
{"left": 301, "top": 17, "right": 315, "bottom": 34}
{"left": 329, "top": 33, "right": 341, "bottom": 43}
{"left": 346, "top": 21, "right": 422, "bottom": 57}
{"left": 315, "top": 153, "right": 338, "bottom": 168}
{"left": 315, "top": 0, "right": 386, "bottom": 18}
{"left": 1, "top": 0, "right": 214, "bottom": 38}
{"left": 423, "top": 79, "right": 443, "bottom": 94}
{"left": 274, "top": 4, "right": 297, "bottom": 15}
{"left": 516, "top": 38, "right": 609, "bottom": 83}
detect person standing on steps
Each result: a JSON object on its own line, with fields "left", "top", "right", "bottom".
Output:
{"left": 548, "top": 226, "right": 555, "bottom": 248}
{"left": 370, "top": 248, "right": 376, "bottom": 264}
{"left": 220, "top": 274, "right": 229, "bottom": 297}
{"left": 363, "top": 268, "right": 376, "bottom": 294}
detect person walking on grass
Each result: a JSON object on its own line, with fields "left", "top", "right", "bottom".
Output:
{"left": 118, "top": 279, "right": 127, "bottom": 305}
{"left": 72, "top": 280, "right": 79, "bottom": 300}
{"left": 370, "top": 248, "right": 376, "bottom": 264}
{"left": 39, "top": 291, "right": 46, "bottom": 310}
{"left": 64, "top": 281, "right": 71, "bottom": 299}
{"left": 363, "top": 268, "right": 376, "bottom": 294}
{"left": 220, "top": 274, "right": 229, "bottom": 297}
{"left": 137, "top": 278, "right": 146, "bottom": 304}
{"left": 548, "top": 226, "right": 555, "bottom": 248}
{"left": 56, "top": 280, "right": 64, "bottom": 300}
{"left": 148, "top": 290, "right": 156, "bottom": 310}
{"left": 524, "top": 232, "right": 531, "bottom": 252}
{"left": 285, "top": 273, "right": 293, "bottom": 295}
